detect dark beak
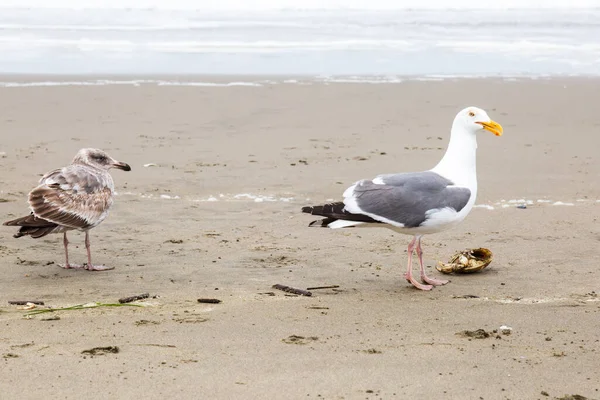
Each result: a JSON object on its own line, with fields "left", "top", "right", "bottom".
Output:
{"left": 112, "top": 161, "right": 131, "bottom": 171}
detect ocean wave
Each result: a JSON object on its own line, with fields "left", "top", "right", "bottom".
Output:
{"left": 317, "top": 75, "right": 404, "bottom": 83}
{"left": 0, "top": 21, "right": 318, "bottom": 32}
{"left": 0, "top": 80, "right": 267, "bottom": 87}
{"left": 2, "top": 37, "right": 599, "bottom": 64}
{"left": 157, "top": 81, "right": 263, "bottom": 87}
{"left": 1, "top": 4, "right": 599, "bottom": 75}
{"left": 0, "top": 75, "right": 571, "bottom": 88}
{"left": 437, "top": 40, "right": 600, "bottom": 55}
{"left": 0, "top": 0, "right": 597, "bottom": 10}
{"left": 2, "top": 19, "right": 599, "bottom": 32}
{"left": 6, "top": 36, "right": 600, "bottom": 56}
{"left": 0, "top": 80, "right": 154, "bottom": 87}
{"left": 148, "top": 39, "right": 416, "bottom": 53}
{"left": 0, "top": 37, "right": 417, "bottom": 53}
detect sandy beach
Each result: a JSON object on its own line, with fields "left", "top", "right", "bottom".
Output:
{"left": 0, "top": 77, "right": 598, "bottom": 399}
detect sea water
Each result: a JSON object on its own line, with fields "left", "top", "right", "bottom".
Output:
{"left": 1, "top": 0, "right": 599, "bottom": 79}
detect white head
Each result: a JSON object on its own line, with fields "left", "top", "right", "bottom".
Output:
{"left": 72, "top": 148, "right": 131, "bottom": 171}
{"left": 452, "top": 107, "right": 503, "bottom": 137}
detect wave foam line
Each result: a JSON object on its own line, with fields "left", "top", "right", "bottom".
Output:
{"left": 120, "top": 192, "right": 295, "bottom": 202}
{"left": 118, "top": 192, "right": 598, "bottom": 207}
{"left": 0, "top": 75, "right": 577, "bottom": 88}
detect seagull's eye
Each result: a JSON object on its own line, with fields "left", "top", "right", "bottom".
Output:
{"left": 468, "top": 111, "right": 475, "bottom": 117}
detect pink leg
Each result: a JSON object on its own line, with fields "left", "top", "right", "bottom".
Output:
{"left": 63, "top": 232, "right": 70, "bottom": 267}
{"left": 416, "top": 236, "right": 448, "bottom": 286}
{"left": 404, "top": 236, "right": 433, "bottom": 291}
{"left": 59, "top": 232, "right": 82, "bottom": 269}
{"left": 83, "top": 232, "right": 114, "bottom": 271}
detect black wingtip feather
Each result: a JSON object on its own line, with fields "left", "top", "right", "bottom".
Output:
{"left": 308, "top": 217, "right": 337, "bottom": 227}
{"left": 301, "top": 202, "right": 380, "bottom": 225}
{"left": 301, "top": 202, "right": 346, "bottom": 216}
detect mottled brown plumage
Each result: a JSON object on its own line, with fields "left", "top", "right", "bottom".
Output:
{"left": 4, "top": 148, "right": 131, "bottom": 271}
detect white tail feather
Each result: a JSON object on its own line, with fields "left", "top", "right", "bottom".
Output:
{"left": 328, "top": 220, "right": 366, "bottom": 229}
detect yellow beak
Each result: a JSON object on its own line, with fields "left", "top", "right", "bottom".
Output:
{"left": 476, "top": 120, "right": 503, "bottom": 136}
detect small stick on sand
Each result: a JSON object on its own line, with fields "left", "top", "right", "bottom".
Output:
{"left": 118, "top": 293, "right": 150, "bottom": 304}
{"left": 197, "top": 298, "right": 222, "bottom": 304}
{"left": 8, "top": 300, "right": 45, "bottom": 305}
{"left": 306, "top": 285, "right": 340, "bottom": 291}
{"left": 272, "top": 284, "right": 312, "bottom": 297}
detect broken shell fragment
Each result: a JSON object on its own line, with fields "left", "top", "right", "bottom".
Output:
{"left": 436, "top": 248, "right": 493, "bottom": 274}
{"left": 18, "top": 302, "right": 38, "bottom": 310}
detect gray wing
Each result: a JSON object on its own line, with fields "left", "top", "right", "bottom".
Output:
{"left": 28, "top": 165, "right": 114, "bottom": 230}
{"left": 347, "top": 171, "right": 471, "bottom": 228}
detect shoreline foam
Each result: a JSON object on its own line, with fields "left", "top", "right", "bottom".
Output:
{"left": 1, "top": 74, "right": 599, "bottom": 88}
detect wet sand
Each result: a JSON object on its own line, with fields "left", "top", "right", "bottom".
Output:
{"left": 0, "top": 77, "right": 598, "bottom": 399}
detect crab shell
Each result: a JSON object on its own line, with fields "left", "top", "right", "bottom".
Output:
{"left": 436, "top": 248, "right": 493, "bottom": 274}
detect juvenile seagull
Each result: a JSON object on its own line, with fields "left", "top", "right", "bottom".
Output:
{"left": 4, "top": 148, "right": 131, "bottom": 271}
{"left": 302, "top": 107, "right": 503, "bottom": 290}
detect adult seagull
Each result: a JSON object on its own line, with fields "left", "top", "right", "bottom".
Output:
{"left": 302, "top": 107, "right": 503, "bottom": 290}
{"left": 4, "top": 148, "right": 131, "bottom": 271}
